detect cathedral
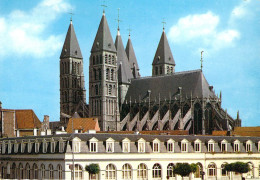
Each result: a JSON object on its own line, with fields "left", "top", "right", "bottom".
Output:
{"left": 59, "top": 11, "right": 241, "bottom": 135}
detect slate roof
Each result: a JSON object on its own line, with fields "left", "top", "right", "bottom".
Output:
{"left": 60, "top": 21, "right": 83, "bottom": 59}
{"left": 152, "top": 30, "right": 175, "bottom": 65}
{"left": 115, "top": 31, "right": 133, "bottom": 84}
{"left": 125, "top": 70, "right": 216, "bottom": 102}
{"left": 15, "top": 110, "right": 41, "bottom": 129}
{"left": 66, "top": 118, "right": 100, "bottom": 133}
{"left": 91, "top": 13, "right": 116, "bottom": 53}
{"left": 125, "top": 35, "right": 140, "bottom": 72}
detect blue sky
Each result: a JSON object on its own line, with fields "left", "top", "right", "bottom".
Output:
{"left": 0, "top": 0, "right": 259, "bottom": 126}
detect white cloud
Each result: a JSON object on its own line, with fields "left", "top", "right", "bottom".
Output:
{"left": 230, "top": 0, "right": 251, "bottom": 20}
{"left": 168, "top": 11, "right": 240, "bottom": 53}
{"left": 0, "top": 0, "right": 71, "bottom": 59}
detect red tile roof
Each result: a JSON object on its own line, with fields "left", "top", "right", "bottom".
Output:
{"left": 66, "top": 118, "right": 100, "bottom": 133}
{"left": 15, "top": 110, "right": 41, "bottom": 129}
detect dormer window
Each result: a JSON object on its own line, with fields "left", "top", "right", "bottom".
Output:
{"left": 14, "top": 141, "right": 18, "bottom": 153}
{"left": 28, "top": 141, "right": 32, "bottom": 153}
{"left": 72, "top": 138, "right": 81, "bottom": 153}
{"left": 122, "top": 138, "right": 130, "bottom": 153}
{"left": 153, "top": 139, "right": 160, "bottom": 153}
{"left": 51, "top": 140, "right": 55, "bottom": 153}
{"left": 234, "top": 140, "right": 240, "bottom": 152}
{"left": 208, "top": 139, "right": 215, "bottom": 152}
{"left": 59, "top": 139, "right": 64, "bottom": 153}
{"left": 167, "top": 139, "right": 174, "bottom": 152}
{"left": 8, "top": 141, "right": 12, "bottom": 154}
{"left": 35, "top": 141, "right": 39, "bottom": 153}
{"left": 246, "top": 140, "right": 252, "bottom": 152}
{"left": 42, "top": 140, "right": 47, "bottom": 153}
{"left": 138, "top": 138, "right": 146, "bottom": 153}
{"left": 181, "top": 139, "right": 188, "bottom": 152}
{"left": 194, "top": 139, "right": 201, "bottom": 152}
{"left": 106, "top": 138, "right": 115, "bottom": 153}
{"left": 221, "top": 140, "right": 228, "bottom": 152}
{"left": 89, "top": 137, "right": 98, "bottom": 152}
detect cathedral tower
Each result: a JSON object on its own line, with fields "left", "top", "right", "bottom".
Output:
{"left": 125, "top": 34, "right": 140, "bottom": 78}
{"left": 89, "top": 12, "right": 120, "bottom": 131}
{"left": 60, "top": 20, "right": 86, "bottom": 126}
{"left": 115, "top": 28, "right": 133, "bottom": 108}
{"left": 152, "top": 28, "right": 175, "bottom": 76}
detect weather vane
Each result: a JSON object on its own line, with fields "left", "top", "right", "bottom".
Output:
{"left": 201, "top": 51, "right": 204, "bottom": 71}
{"left": 162, "top": 18, "right": 166, "bottom": 30}
{"left": 127, "top": 25, "right": 132, "bottom": 36}
{"left": 101, "top": 0, "right": 107, "bottom": 13}
{"left": 116, "top": 8, "right": 122, "bottom": 31}
{"left": 68, "top": 9, "right": 74, "bottom": 22}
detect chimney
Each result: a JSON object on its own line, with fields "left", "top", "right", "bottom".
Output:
{"left": 43, "top": 115, "right": 50, "bottom": 129}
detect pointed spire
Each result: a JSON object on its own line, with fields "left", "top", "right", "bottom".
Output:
{"left": 125, "top": 33, "right": 140, "bottom": 78}
{"left": 152, "top": 30, "right": 175, "bottom": 66}
{"left": 115, "top": 30, "right": 133, "bottom": 84}
{"left": 237, "top": 111, "right": 240, "bottom": 119}
{"left": 91, "top": 13, "right": 116, "bottom": 53}
{"left": 60, "top": 20, "right": 83, "bottom": 59}
{"left": 220, "top": 91, "right": 222, "bottom": 101}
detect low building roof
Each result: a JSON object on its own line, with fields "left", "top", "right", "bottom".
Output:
{"left": 66, "top": 118, "right": 100, "bottom": 133}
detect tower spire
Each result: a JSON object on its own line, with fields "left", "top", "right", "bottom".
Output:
{"left": 127, "top": 25, "right": 132, "bottom": 37}
{"left": 116, "top": 8, "right": 121, "bottom": 31}
{"left": 68, "top": 9, "right": 74, "bottom": 23}
{"left": 162, "top": 18, "right": 166, "bottom": 31}
{"left": 101, "top": 0, "right": 107, "bottom": 14}
{"left": 201, "top": 50, "right": 204, "bottom": 71}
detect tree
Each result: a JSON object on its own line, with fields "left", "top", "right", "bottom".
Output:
{"left": 85, "top": 163, "right": 100, "bottom": 179}
{"left": 224, "top": 162, "right": 250, "bottom": 179}
{"left": 173, "top": 163, "right": 194, "bottom": 180}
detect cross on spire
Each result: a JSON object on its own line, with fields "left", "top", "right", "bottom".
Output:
{"left": 201, "top": 50, "right": 204, "bottom": 71}
{"left": 68, "top": 9, "right": 74, "bottom": 22}
{"left": 162, "top": 18, "right": 166, "bottom": 30}
{"left": 101, "top": 0, "right": 107, "bottom": 14}
{"left": 127, "top": 25, "right": 132, "bottom": 36}
{"left": 116, "top": 8, "right": 122, "bottom": 31}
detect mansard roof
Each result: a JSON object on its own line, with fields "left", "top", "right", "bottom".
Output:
{"left": 60, "top": 21, "right": 83, "bottom": 59}
{"left": 91, "top": 13, "right": 116, "bottom": 53}
{"left": 115, "top": 31, "right": 133, "bottom": 84}
{"left": 125, "top": 35, "right": 140, "bottom": 74}
{"left": 152, "top": 30, "right": 175, "bottom": 65}
{"left": 124, "top": 70, "right": 216, "bottom": 102}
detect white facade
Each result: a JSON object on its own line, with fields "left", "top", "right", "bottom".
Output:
{"left": 1, "top": 133, "right": 260, "bottom": 180}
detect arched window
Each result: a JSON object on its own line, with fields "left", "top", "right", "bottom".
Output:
{"left": 49, "top": 164, "right": 54, "bottom": 179}
{"left": 95, "top": 85, "right": 99, "bottom": 95}
{"left": 208, "top": 163, "right": 216, "bottom": 177}
{"left": 167, "top": 163, "right": 175, "bottom": 178}
{"left": 93, "top": 56, "right": 96, "bottom": 65}
{"left": 155, "top": 67, "right": 158, "bottom": 75}
{"left": 247, "top": 162, "right": 254, "bottom": 177}
{"left": 171, "top": 67, "right": 173, "bottom": 73}
{"left": 112, "top": 56, "right": 115, "bottom": 64}
{"left": 98, "top": 68, "right": 102, "bottom": 80}
{"left": 108, "top": 55, "right": 111, "bottom": 64}
{"left": 41, "top": 164, "right": 45, "bottom": 179}
{"left": 195, "top": 163, "right": 203, "bottom": 178}
{"left": 167, "top": 66, "right": 170, "bottom": 74}
{"left": 152, "top": 163, "right": 162, "bottom": 179}
{"left": 105, "top": 54, "right": 108, "bottom": 63}
{"left": 32, "top": 163, "right": 38, "bottom": 179}
{"left": 11, "top": 163, "right": 16, "bottom": 179}
{"left": 137, "top": 163, "right": 147, "bottom": 180}
{"left": 106, "top": 68, "right": 109, "bottom": 80}
{"left": 108, "top": 85, "right": 112, "bottom": 95}
{"left": 19, "top": 163, "right": 23, "bottom": 179}
{"left": 159, "top": 66, "right": 163, "bottom": 74}
{"left": 96, "top": 55, "right": 99, "bottom": 64}
{"left": 94, "top": 69, "right": 97, "bottom": 80}
{"left": 106, "top": 164, "right": 116, "bottom": 180}
{"left": 74, "top": 164, "right": 83, "bottom": 180}
{"left": 25, "top": 163, "right": 30, "bottom": 179}
{"left": 57, "top": 164, "right": 63, "bottom": 180}
{"left": 111, "top": 69, "right": 114, "bottom": 81}
{"left": 122, "top": 163, "right": 132, "bottom": 180}
{"left": 221, "top": 163, "right": 228, "bottom": 176}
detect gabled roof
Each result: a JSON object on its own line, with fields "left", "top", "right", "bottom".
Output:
{"left": 91, "top": 13, "right": 116, "bottom": 53}
{"left": 66, "top": 118, "right": 100, "bottom": 133}
{"left": 124, "top": 70, "right": 216, "bottom": 103}
{"left": 115, "top": 31, "right": 133, "bottom": 84}
{"left": 125, "top": 35, "right": 140, "bottom": 77}
{"left": 15, "top": 110, "right": 41, "bottom": 129}
{"left": 60, "top": 21, "right": 83, "bottom": 59}
{"left": 152, "top": 30, "right": 175, "bottom": 65}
